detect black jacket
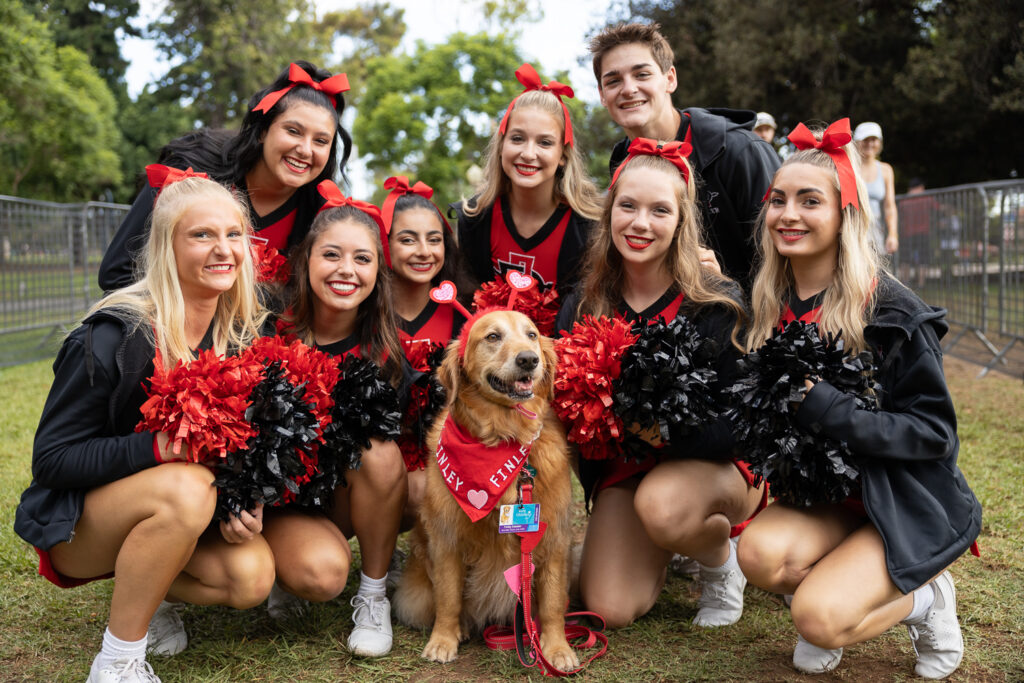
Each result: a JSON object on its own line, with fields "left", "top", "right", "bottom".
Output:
{"left": 451, "top": 196, "right": 595, "bottom": 298}
{"left": 610, "top": 108, "right": 779, "bottom": 291}
{"left": 555, "top": 288, "right": 744, "bottom": 507}
{"left": 795, "top": 274, "right": 981, "bottom": 592}
{"left": 13, "top": 309, "right": 188, "bottom": 550}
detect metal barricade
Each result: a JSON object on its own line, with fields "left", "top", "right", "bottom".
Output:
{"left": 0, "top": 195, "right": 128, "bottom": 367}
{"left": 894, "top": 180, "right": 1024, "bottom": 377}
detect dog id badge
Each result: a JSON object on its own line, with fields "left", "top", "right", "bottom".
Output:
{"left": 498, "top": 504, "right": 540, "bottom": 533}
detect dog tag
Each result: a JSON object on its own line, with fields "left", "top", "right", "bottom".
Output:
{"left": 498, "top": 503, "right": 540, "bottom": 533}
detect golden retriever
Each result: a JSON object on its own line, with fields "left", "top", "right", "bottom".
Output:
{"left": 394, "top": 309, "right": 578, "bottom": 671}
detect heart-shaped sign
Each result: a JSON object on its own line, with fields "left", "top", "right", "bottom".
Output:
{"left": 506, "top": 270, "right": 534, "bottom": 291}
{"left": 430, "top": 280, "right": 457, "bottom": 304}
{"left": 467, "top": 489, "right": 488, "bottom": 509}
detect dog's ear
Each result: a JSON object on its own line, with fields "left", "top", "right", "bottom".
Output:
{"left": 438, "top": 339, "right": 462, "bottom": 403}
{"left": 539, "top": 335, "right": 558, "bottom": 401}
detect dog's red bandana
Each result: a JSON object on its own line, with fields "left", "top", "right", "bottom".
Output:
{"left": 435, "top": 414, "right": 540, "bottom": 522}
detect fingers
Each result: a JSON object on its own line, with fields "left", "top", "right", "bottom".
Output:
{"left": 698, "top": 248, "right": 722, "bottom": 275}
{"left": 219, "top": 506, "right": 264, "bottom": 544}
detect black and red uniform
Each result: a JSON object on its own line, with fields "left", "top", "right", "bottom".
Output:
{"left": 452, "top": 196, "right": 594, "bottom": 297}
{"left": 397, "top": 301, "right": 466, "bottom": 353}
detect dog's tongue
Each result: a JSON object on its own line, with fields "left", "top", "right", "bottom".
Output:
{"left": 514, "top": 378, "right": 534, "bottom": 394}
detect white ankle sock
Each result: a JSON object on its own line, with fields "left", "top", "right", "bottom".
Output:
{"left": 700, "top": 539, "right": 739, "bottom": 573}
{"left": 903, "top": 583, "right": 936, "bottom": 624}
{"left": 357, "top": 571, "right": 387, "bottom": 597}
{"left": 96, "top": 626, "right": 147, "bottom": 669}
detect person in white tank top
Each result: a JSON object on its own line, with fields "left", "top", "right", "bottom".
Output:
{"left": 854, "top": 122, "right": 898, "bottom": 255}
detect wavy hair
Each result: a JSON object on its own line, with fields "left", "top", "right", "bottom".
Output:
{"left": 389, "top": 193, "right": 475, "bottom": 305}
{"left": 284, "top": 205, "right": 404, "bottom": 385}
{"left": 91, "top": 177, "right": 266, "bottom": 367}
{"left": 746, "top": 133, "right": 879, "bottom": 354}
{"left": 576, "top": 154, "right": 745, "bottom": 348}
{"left": 463, "top": 90, "right": 603, "bottom": 221}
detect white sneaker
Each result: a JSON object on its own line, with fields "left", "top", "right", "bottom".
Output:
{"left": 87, "top": 655, "right": 161, "bottom": 683}
{"left": 669, "top": 553, "right": 701, "bottom": 577}
{"left": 146, "top": 602, "right": 186, "bottom": 656}
{"left": 793, "top": 633, "right": 843, "bottom": 674}
{"left": 347, "top": 593, "right": 393, "bottom": 656}
{"left": 267, "top": 582, "right": 309, "bottom": 620}
{"left": 693, "top": 539, "right": 746, "bottom": 627}
{"left": 906, "top": 571, "right": 964, "bottom": 679}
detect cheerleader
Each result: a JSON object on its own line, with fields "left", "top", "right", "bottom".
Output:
{"left": 734, "top": 119, "right": 980, "bottom": 678}
{"left": 14, "top": 174, "right": 274, "bottom": 683}
{"left": 99, "top": 61, "right": 353, "bottom": 291}
{"left": 271, "top": 181, "right": 408, "bottom": 657}
{"left": 454, "top": 63, "right": 602, "bottom": 298}
{"left": 555, "top": 141, "right": 763, "bottom": 629}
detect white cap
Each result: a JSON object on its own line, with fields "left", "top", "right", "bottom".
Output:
{"left": 853, "top": 121, "right": 883, "bottom": 141}
{"left": 755, "top": 112, "right": 776, "bottom": 130}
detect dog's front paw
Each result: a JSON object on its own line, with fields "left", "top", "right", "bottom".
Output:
{"left": 541, "top": 637, "right": 580, "bottom": 672}
{"left": 422, "top": 632, "right": 460, "bottom": 663}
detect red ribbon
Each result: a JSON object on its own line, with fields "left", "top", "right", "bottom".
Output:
{"left": 145, "top": 164, "right": 209, "bottom": 191}
{"left": 609, "top": 137, "right": 692, "bottom": 187}
{"left": 253, "top": 63, "right": 350, "bottom": 114}
{"left": 381, "top": 175, "right": 453, "bottom": 236}
{"left": 315, "top": 180, "right": 391, "bottom": 267}
{"left": 786, "top": 118, "right": 860, "bottom": 210}
{"left": 498, "top": 63, "right": 575, "bottom": 147}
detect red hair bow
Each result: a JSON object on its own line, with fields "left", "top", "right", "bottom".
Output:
{"left": 145, "top": 164, "right": 209, "bottom": 191}
{"left": 498, "top": 63, "right": 575, "bottom": 146}
{"left": 787, "top": 118, "right": 859, "bottom": 209}
{"left": 381, "top": 175, "right": 453, "bottom": 236}
{"left": 254, "top": 63, "right": 350, "bottom": 114}
{"left": 609, "top": 138, "right": 692, "bottom": 187}
{"left": 315, "top": 180, "right": 391, "bottom": 267}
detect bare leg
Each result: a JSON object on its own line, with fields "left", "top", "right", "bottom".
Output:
{"left": 262, "top": 509, "right": 351, "bottom": 601}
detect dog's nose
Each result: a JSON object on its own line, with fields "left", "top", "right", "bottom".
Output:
{"left": 515, "top": 351, "right": 539, "bottom": 372}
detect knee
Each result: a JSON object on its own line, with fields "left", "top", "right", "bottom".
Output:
{"left": 791, "top": 595, "right": 850, "bottom": 650}
{"left": 581, "top": 589, "right": 650, "bottom": 629}
{"left": 223, "top": 545, "right": 276, "bottom": 609}
{"left": 280, "top": 550, "right": 350, "bottom": 603}
{"left": 151, "top": 464, "right": 216, "bottom": 535}
{"left": 361, "top": 440, "right": 406, "bottom": 492}
{"left": 634, "top": 485, "right": 694, "bottom": 547}
{"left": 736, "top": 532, "right": 803, "bottom": 592}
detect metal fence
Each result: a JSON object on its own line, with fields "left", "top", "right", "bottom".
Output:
{"left": 0, "top": 195, "right": 128, "bottom": 367}
{"left": 891, "top": 180, "right": 1024, "bottom": 377}
{"left": 1, "top": 180, "right": 1022, "bottom": 374}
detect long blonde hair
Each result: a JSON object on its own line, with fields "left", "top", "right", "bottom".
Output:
{"left": 463, "top": 90, "right": 602, "bottom": 221}
{"left": 746, "top": 139, "right": 878, "bottom": 354}
{"left": 576, "top": 154, "right": 745, "bottom": 348}
{"left": 91, "top": 177, "right": 266, "bottom": 367}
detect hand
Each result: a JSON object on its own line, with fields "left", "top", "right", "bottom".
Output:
{"left": 155, "top": 432, "right": 190, "bottom": 462}
{"left": 698, "top": 248, "right": 722, "bottom": 275}
{"left": 219, "top": 503, "right": 264, "bottom": 543}
{"left": 885, "top": 234, "right": 899, "bottom": 254}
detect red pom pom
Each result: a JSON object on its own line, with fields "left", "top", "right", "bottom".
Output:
{"left": 472, "top": 276, "right": 560, "bottom": 336}
{"left": 241, "top": 336, "right": 340, "bottom": 431}
{"left": 402, "top": 338, "right": 442, "bottom": 373}
{"left": 251, "top": 242, "right": 290, "bottom": 284}
{"left": 553, "top": 315, "right": 638, "bottom": 460}
{"left": 136, "top": 349, "right": 263, "bottom": 461}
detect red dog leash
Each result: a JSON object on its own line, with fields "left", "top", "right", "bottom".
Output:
{"left": 482, "top": 469, "right": 608, "bottom": 676}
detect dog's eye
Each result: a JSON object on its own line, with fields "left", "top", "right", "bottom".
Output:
{"left": 485, "top": 332, "right": 501, "bottom": 342}
{"left": 527, "top": 331, "right": 537, "bottom": 339}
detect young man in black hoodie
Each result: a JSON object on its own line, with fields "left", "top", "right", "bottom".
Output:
{"left": 590, "top": 23, "right": 779, "bottom": 290}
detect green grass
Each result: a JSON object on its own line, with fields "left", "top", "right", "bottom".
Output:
{"left": 1, "top": 357, "right": 1022, "bottom": 682}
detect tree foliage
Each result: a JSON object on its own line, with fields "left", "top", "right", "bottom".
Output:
{"left": 0, "top": 2, "right": 121, "bottom": 201}
{"left": 620, "top": 0, "right": 1024, "bottom": 187}
{"left": 353, "top": 32, "right": 527, "bottom": 204}
{"left": 320, "top": 2, "right": 407, "bottom": 102}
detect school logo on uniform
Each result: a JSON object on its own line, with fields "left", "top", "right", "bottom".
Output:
{"left": 496, "top": 253, "right": 552, "bottom": 290}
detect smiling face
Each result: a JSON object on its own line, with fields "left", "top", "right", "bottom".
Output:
{"left": 456, "top": 310, "right": 555, "bottom": 407}
{"left": 610, "top": 166, "right": 680, "bottom": 274}
{"left": 308, "top": 218, "right": 379, "bottom": 324}
{"left": 766, "top": 162, "right": 842, "bottom": 266}
{"left": 499, "top": 106, "right": 566, "bottom": 195}
{"left": 172, "top": 196, "right": 247, "bottom": 302}
{"left": 388, "top": 207, "right": 445, "bottom": 286}
{"left": 255, "top": 101, "right": 337, "bottom": 191}
{"left": 598, "top": 42, "right": 678, "bottom": 138}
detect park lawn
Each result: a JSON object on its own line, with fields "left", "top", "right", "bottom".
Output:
{"left": 0, "top": 356, "right": 1021, "bottom": 682}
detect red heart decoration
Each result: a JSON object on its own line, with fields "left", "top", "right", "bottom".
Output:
{"left": 430, "top": 280, "right": 457, "bottom": 303}
{"left": 506, "top": 270, "right": 534, "bottom": 291}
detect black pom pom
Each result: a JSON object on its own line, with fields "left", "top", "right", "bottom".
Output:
{"left": 724, "top": 321, "right": 879, "bottom": 506}
{"left": 613, "top": 316, "right": 720, "bottom": 447}
{"left": 214, "top": 362, "right": 321, "bottom": 520}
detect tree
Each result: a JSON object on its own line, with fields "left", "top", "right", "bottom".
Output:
{"left": 149, "top": 0, "right": 330, "bottom": 128}
{"left": 353, "top": 32, "right": 528, "bottom": 203}
{"left": 319, "top": 2, "right": 407, "bottom": 101}
{"left": 0, "top": 2, "right": 121, "bottom": 201}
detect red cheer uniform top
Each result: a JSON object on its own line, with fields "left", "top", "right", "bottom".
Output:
{"left": 250, "top": 193, "right": 299, "bottom": 251}
{"left": 397, "top": 300, "right": 466, "bottom": 353}
{"left": 618, "top": 288, "right": 685, "bottom": 325}
{"left": 780, "top": 289, "right": 826, "bottom": 327}
{"left": 489, "top": 197, "right": 571, "bottom": 291}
